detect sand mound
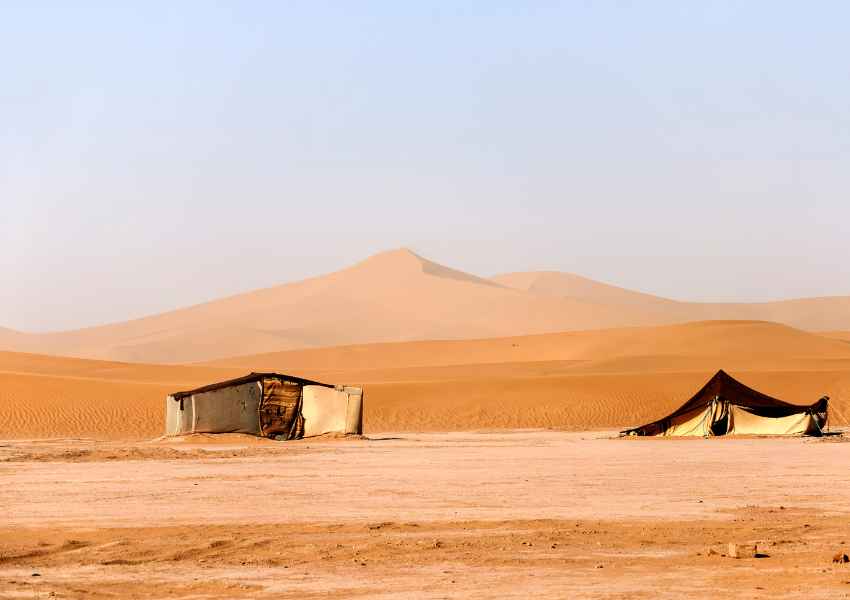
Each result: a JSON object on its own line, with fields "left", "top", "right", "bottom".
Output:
{"left": 492, "top": 271, "right": 676, "bottom": 307}
{"left": 0, "top": 352, "right": 240, "bottom": 440}
{"left": 2, "top": 249, "right": 850, "bottom": 363}
{"left": 821, "top": 330, "right": 850, "bottom": 343}
{"left": 1, "top": 321, "right": 848, "bottom": 440}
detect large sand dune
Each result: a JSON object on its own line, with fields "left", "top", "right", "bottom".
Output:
{"left": 2, "top": 249, "right": 850, "bottom": 363}
{"left": 2, "top": 321, "right": 848, "bottom": 440}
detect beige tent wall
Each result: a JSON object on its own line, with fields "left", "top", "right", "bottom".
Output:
{"left": 727, "top": 406, "right": 815, "bottom": 435}
{"left": 302, "top": 385, "right": 363, "bottom": 437}
{"left": 662, "top": 406, "right": 714, "bottom": 436}
{"left": 165, "top": 381, "right": 262, "bottom": 435}
{"left": 343, "top": 386, "right": 364, "bottom": 435}
{"left": 165, "top": 395, "right": 194, "bottom": 436}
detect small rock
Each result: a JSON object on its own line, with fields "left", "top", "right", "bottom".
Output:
{"left": 833, "top": 553, "right": 849, "bottom": 564}
{"left": 707, "top": 548, "right": 719, "bottom": 556}
{"left": 728, "top": 543, "right": 758, "bottom": 559}
{"left": 595, "top": 564, "right": 604, "bottom": 569}
{"left": 31, "top": 573, "right": 40, "bottom": 577}
{"left": 434, "top": 540, "right": 444, "bottom": 549}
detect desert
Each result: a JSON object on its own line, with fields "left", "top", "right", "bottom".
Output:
{"left": 5, "top": 3, "right": 850, "bottom": 597}
{"left": 3, "top": 269, "right": 850, "bottom": 597}
{"left": 4, "top": 433, "right": 850, "bottom": 598}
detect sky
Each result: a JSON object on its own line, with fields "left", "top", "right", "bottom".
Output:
{"left": 2, "top": 1, "right": 849, "bottom": 332}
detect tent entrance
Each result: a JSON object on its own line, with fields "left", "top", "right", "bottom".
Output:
{"left": 710, "top": 397, "right": 730, "bottom": 436}
{"left": 259, "top": 378, "right": 304, "bottom": 439}
{"left": 663, "top": 396, "right": 728, "bottom": 437}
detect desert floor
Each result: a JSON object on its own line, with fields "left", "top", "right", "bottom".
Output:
{"left": 3, "top": 431, "right": 850, "bottom": 599}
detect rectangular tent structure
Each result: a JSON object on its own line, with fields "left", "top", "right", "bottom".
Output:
{"left": 622, "top": 370, "right": 828, "bottom": 437}
{"left": 165, "top": 372, "right": 363, "bottom": 439}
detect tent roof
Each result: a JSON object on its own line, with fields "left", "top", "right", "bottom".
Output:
{"left": 623, "top": 369, "right": 828, "bottom": 435}
{"left": 170, "top": 372, "right": 333, "bottom": 400}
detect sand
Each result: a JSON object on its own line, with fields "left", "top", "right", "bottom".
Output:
{"left": 1, "top": 320, "right": 849, "bottom": 440}
{"left": 3, "top": 249, "right": 850, "bottom": 363}
{"left": 3, "top": 296, "right": 850, "bottom": 597}
{"left": 822, "top": 330, "right": 850, "bottom": 343}
{"left": 3, "top": 431, "right": 850, "bottom": 598}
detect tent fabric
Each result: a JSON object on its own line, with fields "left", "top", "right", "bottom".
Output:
{"left": 727, "top": 405, "right": 819, "bottom": 435}
{"left": 622, "top": 370, "right": 827, "bottom": 437}
{"left": 165, "top": 372, "right": 363, "bottom": 439}
{"left": 259, "top": 378, "right": 304, "bottom": 439}
{"left": 170, "top": 372, "right": 330, "bottom": 399}
{"left": 165, "top": 381, "right": 263, "bottom": 436}
{"left": 301, "top": 385, "right": 364, "bottom": 437}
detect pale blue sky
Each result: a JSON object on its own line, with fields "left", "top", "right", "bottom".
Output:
{"left": 2, "top": 1, "right": 849, "bottom": 332}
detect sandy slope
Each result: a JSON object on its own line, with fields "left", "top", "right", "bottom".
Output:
{"left": 1, "top": 250, "right": 630, "bottom": 363}
{"left": 208, "top": 320, "right": 850, "bottom": 371}
{"left": 2, "top": 249, "right": 850, "bottom": 363}
{"left": 495, "top": 271, "right": 850, "bottom": 332}
{"left": 0, "top": 352, "right": 242, "bottom": 439}
{"left": 1, "top": 321, "right": 848, "bottom": 440}
{"left": 0, "top": 326, "right": 25, "bottom": 346}
{"left": 822, "top": 330, "right": 850, "bottom": 343}
{"left": 493, "top": 270, "right": 678, "bottom": 306}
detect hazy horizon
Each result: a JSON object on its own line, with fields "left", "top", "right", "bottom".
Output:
{"left": 3, "top": 2, "right": 849, "bottom": 332}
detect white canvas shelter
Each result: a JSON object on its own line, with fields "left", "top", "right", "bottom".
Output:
{"left": 165, "top": 372, "right": 363, "bottom": 439}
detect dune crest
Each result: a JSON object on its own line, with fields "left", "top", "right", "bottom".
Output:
{"left": 492, "top": 271, "right": 675, "bottom": 306}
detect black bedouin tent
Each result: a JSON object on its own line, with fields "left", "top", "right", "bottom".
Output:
{"left": 622, "top": 370, "right": 828, "bottom": 437}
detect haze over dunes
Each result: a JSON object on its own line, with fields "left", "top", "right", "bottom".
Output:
{"left": 2, "top": 249, "right": 850, "bottom": 364}
{"left": 2, "top": 321, "right": 848, "bottom": 440}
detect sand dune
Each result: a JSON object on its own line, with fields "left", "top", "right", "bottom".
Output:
{"left": 495, "top": 271, "right": 850, "bottom": 331}
{"left": 822, "top": 330, "right": 850, "bottom": 343}
{"left": 0, "top": 326, "right": 25, "bottom": 346}
{"left": 2, "top": 249, "right": 850, "bottom": 363}
{"left": 2, "top": 321, "right": 848, "bottom": 440}
{"left": 0, "top": 250, "right": 632, "bottom": 363}
{"left": 207, "top": 320, "right": 850, "bottom": 372}
{"left": 0, "top": 351, "right": 242, "bottom": 440}
{"left": 492, "top": 271, "right": 677, "bottom": 307}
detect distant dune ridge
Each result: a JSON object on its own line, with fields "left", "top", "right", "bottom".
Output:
{"left": 2, "top": 248, "right": 850, "bottom": 364}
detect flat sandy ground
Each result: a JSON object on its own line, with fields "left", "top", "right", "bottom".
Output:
{"left": 3, "top": 431, "right": 850, "bottom": 599}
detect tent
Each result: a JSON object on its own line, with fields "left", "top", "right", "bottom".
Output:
{"left": 165, "top": 372, "right": 363, "bottom": 439}
{"left": 622, "top": 370, "right": 828, "bottom": 437}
